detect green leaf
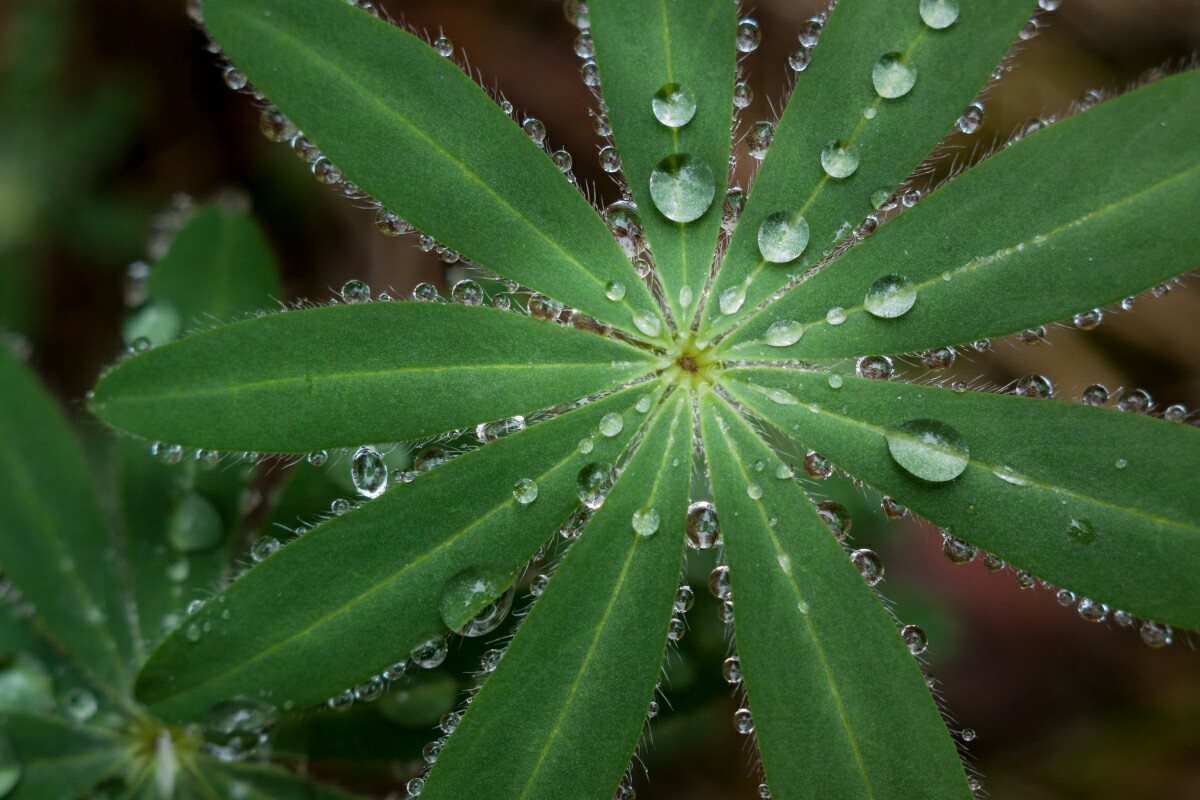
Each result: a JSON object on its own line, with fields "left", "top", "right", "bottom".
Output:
{"left": 721, "top": 69, "right": 1200, "bottom": 359}
{"left": 138, "top": 203, "right": 282, "bottom": 343}
{"left": 699, "top": 0, "right": 1035, "bottom": 338}
{"left": 116, "top": 437, "right": 247, "bottom": 656}
{"left": 0, "top": 713, "right": 134, "bottom": 800}
{"left": 134, "top": 383, "right": 664, "bottom": 722}
{"left": 0, "top": 353, "right": 135, "bottom": 700}
{"left": 187, "top": 756, "right": 360, "bottom": 800}
{"left": 92, "top": 303, "right": 660, "bottom": 453}
{"left": 203, "top": 0, "right": 667, "bottom": 342}
{"left": 589, "top": 0, "right": 735, "bottom": 325}
{"left": 724, "top": 367, "right": 1200, "bottom": 630}
{"left": 700, "top": 391, "right": 970, "bottom": 799}
{"left": 424, "top": 391, "right": 691, "bottom": 800}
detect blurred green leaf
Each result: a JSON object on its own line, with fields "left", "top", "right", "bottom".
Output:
{"left": 1, "top": 713, "right": 133, "bottom": 800}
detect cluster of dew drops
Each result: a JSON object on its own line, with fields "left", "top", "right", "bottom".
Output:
{"left": 124, "top": 0, "right": 1194, "bottom": 796}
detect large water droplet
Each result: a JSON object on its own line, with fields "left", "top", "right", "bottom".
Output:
{"left": 686, "top": 501, "right": 721, "bottom": 550}
{"left": 577, "top": 462, "right": 614, "bottom": 510}
{"left": 758, "top": 210, "right": 810, "bottom": 263}
{"left": 351, "top": 446, "right": 388, "bottom": 498}
{"left": 649, "top": 154, "right": 716, "bottom": 223}
{"left": 820, "top": 140, "right": 861, "bottom": 179}
{"left": 652, "top": 82, "right": 697, "bottom": 128}
{"left": 863, "top": 274, "right": 917, "bottom": 318}
{"left": 202, "top": 697, "right": 276, "bottom": 761}
{"left": 886, "top": 419, "right": 969, "bottom": 482}
{"left": 872, "top": 53, "right": 917, "bottom": 99}
{"left": 764, "top": 319, "right": 804, "bottom": 347}
{"left": 599, "top": 412, "right": 625, "bottom": 437}
{"left": 439, "top": 570, "right": 515, "bottom": 637}
{"left": 919, "top": 0, "right": 960, "bottom": 29}
{"left": 168, "top": 492, "right": 224, "bottom": 553}
{"left": 736, "top": 18, "right": 761, "bottom": 53}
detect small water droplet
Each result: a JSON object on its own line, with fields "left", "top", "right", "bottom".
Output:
{"left": 747, "top": 121, "right": 775, "bottom": 160}
{"left": 577, "top": 463, "right": 614, "bottom": 509}
{"left": 719, "top": 279, "right": 750, "bottom": 316}
{"left": 599, "top": 412, "right": 625, "bottom": 437}
{"left": 960, "top": 728, "right": 976, "bottom": 743}
{"left": 1140, "top": 620, "right": 1173, "bottom": 648}
{"left": 763, "top": 319, "right": 804, "bottom": 347}
{"left": 958, "top": 101, "right": 985, "bottom": 134}
{"left": 411, "top": 637, "right": 449, "bottom": 668}
{"left": 919, "top": 0, "right": 960, "bottom": 29}
{"left": 851, "top": 549, "right": 885, "bottom": 586}
{"left": 817, "top": 500, "right": 851, "bottom": 539}
{"left": 803, "top": 451, "right": 833, "bottom": 479}
{"left": 758, "top": 211, "right": 810, "bottom": 263}
{"left": 736, "top": 18, "right": 761, "bottom": 53}
{"left": 605, "top": 281, "right": 627, "bottom": 302}
{"left": 1073, "top": 308, "right": 1103, "bottom": 330}
{"left": 788, "top": 45, "right": 812, "bottom": 72}
{"left": 351, "top": 446, "right": 388, "bottom": 498}
{"left": 433, "top": 35, "right": 453, "bottom": 57}
{"left": 746, "top": 483, "right": 763, "bottom": 500}
{"left": 921, "top": 347, "right": 956, "bottom": 372}
{"left": 1081, "top": 383, "right": 1110, "bottom": 407}
{"left": 599, "top": 145, "right": 621, "bottom": 173}
{"left": 341, "top": 279, "right": 371, "bottom": 303}
{"left": 439, "top": 570, "right": 515, "bottom": 637}
{"left": 632, "top": 507, "right": 660, "bottom": 537}
{"left": 649, "top": 153, "right": 716, "bottom": 223}
{"left": 1066, "top": 518, "right": 1096, "bottom": 545}
{"left": 722, "top": 655, "right": 742, "bottom": 684}
{"left": 864, "top": 274, "right": 917, "bottom": 318}
{"left": 733, "top": 82, "right": 753, "bottom": 108}
{"left": 202, "top": 698, "right": 276, "bottom": 760}
{"left": 674, "top": 584, "right": 695, "bottom": 613}
{"left": 652, "top": 82, "right": 697, "bottom": 128}
{"left": 887, "top": 419, "right": 970, "bottom": 482}
{"left": 579, "top": 58, "right": 600, "bottom": 87}
{"left": 872, "top": 53, "right": 917, "bottom": 99}
{"left": 733, "top": 708, "right": 755, "bottom": 734}
{"left": 709, "top": 565, "right": 732, "bottom": 599}
{"left": 856, "top": 355, "right": 893, "bottom": 380}
{"left": 901, "top": 624, "right": 928, "bottom": 655}
{"left": 512, "top": 478, "right": 539, "bottom": 505}
{"left": 632, "top": 310, "right": 662, "bottom": 338}
{"left": 827, "top": 373, "right": 844, "bottom": 389}
{"left": 820, "top": 139, "right": 861, "bottom": 179}
{"left": 826, "top": 307, "right": 847, "bottom": 326}
{"left": 686, "top": 501, "right": 721, "bottom": 550}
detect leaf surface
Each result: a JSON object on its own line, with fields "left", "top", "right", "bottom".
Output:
{"left": 134, "top": 384, "right": 663, "bottom": 721}
{"left": 725, "top": 368, "right": 1200, "bottom": 629}
{"left": 424, "top": 391, "right": 691, "bottom": 800}
{"left": 0, "top": 353, "right": 135, "bottom": 699}
{"left": 721, "top": 69, "right": 1200, "bottom": 358}
{"left": 699, "top": 0, "right": 1035, "bottom": 338}
{"left": 589, "top": 0, "right": 735, "bottom": 324}
{"left": 203, "top": 0, "right": 666, "bottom": 341}
{"left": 1, "top": 713, "right": 133, "bottom": 800}
{"left": 187, "top": 756, "right": 360, "bottom": 800}
{"left": 92, "top": 303, "right": 659, "bottom": 452}
{"left": 700, "top": 391, "right": 970, "bottom": 799}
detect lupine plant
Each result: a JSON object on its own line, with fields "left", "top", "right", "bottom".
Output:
{"left": 3, "top": 0, "right": 1198, "bottom": 797}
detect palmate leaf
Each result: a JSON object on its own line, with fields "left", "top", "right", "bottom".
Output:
{"left": 91, "top": 303, "right": 659, "bottom": 453}
{"left": 185, "top": 756, "right": 360, "bottom": 800}
{"left": 589, "top": 0, "right": 735, "bottom": 325}
{"left": 0, "top": 352, "right": 136, "bottom": 702}
{"left": 202, "top": 0, "right": 668, "bottom": 343}
{"left": 0, "top": 713, "right": 134, "bottom": 800}
{"left": 134, "top": 383, "right": 664, "bottom": 721}
{"left": 698, "top": 0, "right": 1036, "bottom": 338}
{"left": 701, "top": 391, "right": 969, "bottom": 800}
{"left": 424, "top": 392, "right": 692, "bottom": 800}
{"left": 721, "top": 69, "right": 1200, "bottom": 359}
{"left": 725, "top": 367, "right": 1200, "bottom": 631}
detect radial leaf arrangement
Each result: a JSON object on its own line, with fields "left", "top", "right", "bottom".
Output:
{"left": 77, "top": 0, "right": 1199, "bottom": 798}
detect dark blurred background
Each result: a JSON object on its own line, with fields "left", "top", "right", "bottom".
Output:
{"left": 1, "top": 1, "right": 1198, "bottom": 797}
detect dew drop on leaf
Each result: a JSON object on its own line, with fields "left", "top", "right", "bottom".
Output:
{"left": 851, "top": 549, "right": 884, "bottom": 586}
{"left": 522, "top": 117, "right": 546, "bottom": 145}
{"left": 820, "top": 140, "right": 861, "bottom": 179}
{"left": 341, "top": 279, "right": 371, "bottom": 304}
{"left": 599, "top": 412, "right": 625, "bottom": 438}
{"left": 450, "top": 280, "right": 484, "bottom": 306}
{"left": 817, "top": 500, "right": 851, "bottom": 540}
{"left": 826, "top": 307, "right": 847, "bottom": 326}
{"left": 1140, "top": 621, "right": 1173, "bottom": 648}
{"left": 649, "top": 154, "right": 716, "bottom": 223}
{"left": 411, "top": 637, "right": 449, "bottom": 669}
{"left": 733, "top": 708, "right": 755, "bottom": 734}
{"left": 863, "top": 274, "right": 917, "bottom": 318}
{"left": 886, "top": 419, "right": 970, "bottom": 482}
{"left": 439, "top": 570, "right": 514, "bottom": 637}
{"left": 633, "top": 310, "right": 662, "bottom": 338}
{"left": 719, "top": 279, "right": 750, "bottom": 316}
{"left": 764, "top": 319, "right": 804, "bottom": 347}
{"left": 827, "top": 373, "right": 844, "bottom": 389}
{"left": 856, "top": 355, "right": 893, "bottom": 381}
{"left": 512, "top": 478, "right": 539, "bottom": 505}
{"left": 1066, "top": 518, "right": 1096, "bottom": 545}
{"left": 433, "top": 35, "right": 453, "bottom": 57}
{"left": 632, "top": 507, "right": 660, "bottom": 537}
{"left": 733, "top": 81, "right": 753, "bottom": 108}
{"left": 747, "top": 121, "right": 774, "bottom": 160}
{"left": 351, "top": 446, "right": 388, "bottom": 498}
{"left": 708, "top": 565, "right": 732, "bottom": 599}
{"left": 577, "top": 462, "right": 614, "bottom": 509}
{"left": 872, "top": 53, "right": 917, "bottom": 99}
{"left": 62, "top": 687, "right": 97, "bottom": 723}
{"left": 735, "top": 18, "right": 761, "bottom": 53}
{"left": 958, "top": 101, "right": 985, "bottom": 134}
{"left": 722, "top": 655, "right": 742, "bottom": 684}
{"left": 599, "top": 145, "right": 621, "bottom": 173}
{"left": 758, "top": 210, "right": 810, "bottom": 263}
{"left": 941, "top": 533, "right": 977, "bottom": 565}
{"left": 919, "top": 0, "right": 960, "bottom": 29}
{"left": 746, "top": 483, "right": 763, "bottom": 500}
{"left": 202, "top": 698, "right": 276, "bottom": 761}
{"left": 651, "top": 82, "right": 697, "bottom": 128}
{"left": 901, "top": 624, "right": 928, "bottom": 655}
{"left": 686, "top": 501, "right": 721, "bottom": 550}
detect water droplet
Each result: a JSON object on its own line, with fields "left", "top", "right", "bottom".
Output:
{"left": 579, "top": 59, "right": 600, "bottom": 87}
{"left": 649, "top": 153, "right": 716, "bottom": 223}
{"left": 733, "top": 708, "right": 755, "bottom": 734}
{"left": 872, "top": 53, "right": 917, "bottom": 99}
{"left": 887, "top": 419, "right": 969, "bottom": 482}
{"left": 169, "top": 492, "right": 224, "bottom": 553}
{"left": 851, "top": 549, "right": 884, "bottom": 586}
{"left": 826, "top": 307, "right": 847, "bottom": 326}
{"left": 341, "top": 279, "right": 371, "bottom": 303}
{"left": 351, "top": 446, "right": 388, "bottom": 498}
{"left": 820, "top": 140, "right": 861, "bottom": 179}
{"left": 733, "top": 82, "right": 753, "bottom": 110}
{"left": 1066, "top": 518, "right": 1096, "bottom": 545}
{"left": 512, "top": 478, "right": 539, "bottom": 505}
{"left": 223, "top": 66, "right": 248, "bottom": 91}
{"left": 1140, "top": 620, "right": 1173, "bottom": 648}
{"left": 1073, "top": 308, "right": 1103, "bottom": 330}
{"left": 719, "top": 279, "right": 750, "bottom": 316}
{"left": 1056, "top": 589, "right": 1077, "bottom": 606}
{"left": 775, "top": 463, "right": 794, "bottom": 480}
{"left": 856, "top": 355, "right": 894, "bottom": 380}
{"left": 746, "top": 483, "right": 763, "bottom": 500}
{"left": 920, "top": 347, "right": 956, "bottom": 372}
{"left": 652, "top": 82, "right": 697, "bottom": 128}
{"left": 827, "top": 374, "right": 844, "bottom": 389}
{"left": 758, "top": 210, "right": 810, "bottom": 263}
{"left": 674, "top": 584, "right": 695, "bottom": 613}
{"left": 439, "top": 570, "right": 514, "bottom": 637}
{"left": 960, "top": 728, "right": 976, "bottom": 743}
{"left": 577, "top": 462, "right": 614, "bottom": 509}
{"left": 451, "top": 280, "right": 484, "bottom": 306}
{"left": 1019, "top": 17, "right": 1040, "bottom": 40}
{"left": 802, "top": 451, "right": 832, "bottom": 479}
{"left": 736, "top": 18, "right": 761, "bottom": 53}
{"left": 432, "top": 35, "right": 453, "bottom": 57}
{"left": 958, "top": 101, "right": 985, "bottom": 134}
{"left": 708, "top": 565, "right": 732, "bottom": 599}
{"left": 747, "top": 121, "right": 775, "bottom": 160}
{"left": 666, "top": 617, "right": 686, "bottom": 642}
{"left": 202, "top": 698, "right": 276, "bottom": 760}
{"left": 1080, "top": 383, "right": 1110, "bottom": 407}
{"left": 599, "top": 412, "right": 625, "bottom": 438}
{"left": 901, "top": 624, "right": 928, "bottom": 655}
{"left": 864, "top": 274, "right": 917, "bottom": 318}
{"left": 1015, "top": 374, "right": 1053, "bottom": 399}
{"left": 599, "top": 145, "right": 621, "bottom": 173}
{"left": 686, "top": 501, "right": 721, "bottom": 550}
{"left": 632, "top": 310, "right": 662, "bottom": 338}
{"left": 411, "top": 637, "right": 449, "bottom": 669}
{"left": 722, "top": 655, "right": 742, "bottom": 684}
{"left": 1014, "top": 570, "right": 1036, "bottom": 590}
{"left": 816, "top": 500, "right": 851, "bottom": 539}
{"left": 881, "top": 496, "right": 908, "bottom": 520}
{"left": 942, "top": 534, "right": 977, "bottom": 565}
{"left": 250, "top": 536, "right": 280, "bottom": 563}
{"left": 1116, "top": 388, "right": 1153, "bottom": 414}
{"left": 763, "top": 319, "right": 804, "bottom": 347}
{"left": 789, "top": 45, "right": 812, "bottom": 72}
{"left": 1077, "top": 597, "right": 1109, "bottom": 623}
{"left": 632, "top": 507, "right": 660, "bottom": 537}
{"left": 919, "top": 0, "right": 960, "bottom": 29}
